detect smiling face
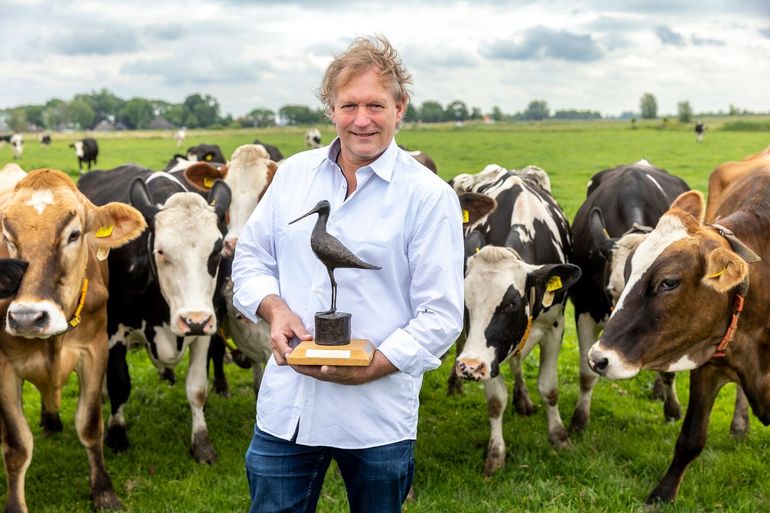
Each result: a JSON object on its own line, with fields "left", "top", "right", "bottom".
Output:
{"left": 330, "top": 67, "right": 405, "bottom": 169}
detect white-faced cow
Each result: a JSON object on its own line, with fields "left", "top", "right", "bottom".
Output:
{"left": 186, "top": 143, "right": 226, "bottom": 164}
{"left": 569, "top": 160, "right": 691, "bottom": 430}
{"left": 70, "top": 138, "right": 99, "bottom": 174}
{"left": 78, "top": 165, "right": 231, "bottom": 463}
{"left": 586, "top": 172, "right": 770, "bottom": 503}
{"left": 10, "top": 134, "right": 23, "bottom": 159}
{"left": 453, "top": 167, "right": 580, "bottom": 476}
{"left": 174, "top": 127, "right": 186, "bottom": 147}
{"left": 0, "top": 168, "right": 146, "bottom": 512}
{"left": 305, "top": 127, "right": 322, "bottom": 148}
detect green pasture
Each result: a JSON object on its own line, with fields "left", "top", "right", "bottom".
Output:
{"left": 2, "top": 123, "right": 770, "bottom": 512}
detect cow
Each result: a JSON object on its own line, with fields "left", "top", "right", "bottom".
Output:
{"left": 0, "top": 134, "right": 11, "bottom": 144}
{"left": 569, "top": 160, "right": 691, "bottom": 430}
{"left": 305, "top": 127, "right": 322, "bottom": 148}
{"left": 705, "top": 144, "right": 770, "bottom": 222}
{"left": 38, "top": 133, "right": 51, "bottom": 145}
{"left": 186, "top": 143, "right": 226, "bottom": 164}
{"left": 70, "top": 137, "right": 99, "bottom": 173}
{"left": 453, "top": 167, "right": 581, "bottom": 476}
{"left": 10, "top": 133, "right": 23, "bottom": 159}
{"left": 252, "top": 138, "right": 284, "bottom": 162}
{"left": 586, "top": 169, "right": 770, "bottom": 503}
{"left": 398, "top": 145, "right": 437, "bottom": 174}
{"left": 78, "top": 165, "right": 231, "bottom": 463}
{"left": 174, "top": 127, "right": 186, "bottom": 147}
{"left": 0, "top": 168, "right": 146, "bottom": 512}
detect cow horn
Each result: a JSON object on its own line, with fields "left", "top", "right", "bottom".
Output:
{"left": 709, "top": 223, "right": 761, "bottom": 263}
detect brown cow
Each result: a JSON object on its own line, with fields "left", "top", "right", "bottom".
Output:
{"left": 586, "top": 170, "right": 770, "bottom": 504}
{"left": 705, "top": 144, "right": 770, "bottom": 221}
{"left": 0, "top": 169, "right": 145, "bottom": 512}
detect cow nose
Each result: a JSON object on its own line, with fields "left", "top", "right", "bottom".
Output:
{"left": 455, "top": 358, "right": 487, "bottom": 381}
{"left": 8, "top": 308, "right": 49, "bottom": 331}
{"left": 588, "top": 354, "right": 609, "bottom": 376}
{"left": 178, "top": 313, "right": 214, "bottom": 336}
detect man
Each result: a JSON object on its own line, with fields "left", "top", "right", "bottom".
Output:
{"left": 232, "top": 35, "right": 464, "bottom": 513}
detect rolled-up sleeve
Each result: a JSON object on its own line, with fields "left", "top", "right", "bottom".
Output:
{"left": 377, "top": 186, "right": 465, "bottom": 377}
{"left": 232, "top": 176, "right": 280, "bottom": 325}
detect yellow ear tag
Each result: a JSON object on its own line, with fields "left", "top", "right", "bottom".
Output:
{"left": 546, "top": 275, "right": 562, "bottom": 292}
{"left": 95, "top": 225, "right": 113, "bottom": 238}
{"left": 203, "top": 177, "right": 215, "bottom": 188}
{"left": 205, "top": 154, "right": 213, "bottom": 161}
{"left": 475, "top": 247, "right": 480, "bottom": 254}
{"left": 707, "top": 268, "right": 726, "bottom": 279}
{"left": 462, "top": 209, "right": 469, "bottom": 223}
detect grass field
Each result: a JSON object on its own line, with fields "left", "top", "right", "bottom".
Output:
{"left": 3, "top": 122, "right": 770, "bottom": 512}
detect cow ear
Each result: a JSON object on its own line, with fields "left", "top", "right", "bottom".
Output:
{"left": 207, "top": 180, "right": 232, "bottom": 221}
{"left": 702, "top": 247, "right": 748, "bottom": 293}
{"left": 458, "top": 192, "right": 496, "bottom": 226}
{"left": 88, "top": 202, "right": 147, "bottom": 249}
{"left": 0, "top": 258, "right": 27, "bottom": 298}
{"left": 671, "top": 190, "right": 705, "bottom": 223}
{"left": 184, "top": 162, "right": 227, "bottom": 192}
{"left": 589, "top": 207, "right": 615, "bottom": 259}
{"left": 529, "top": 263, "right": 582, "bottom": 308}
{"left": 128, "top": 178, "right": 160, "bottom": 223}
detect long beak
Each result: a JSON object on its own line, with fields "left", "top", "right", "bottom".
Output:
{"left": 289, "top": 205, "right": 321, "bottom": 225}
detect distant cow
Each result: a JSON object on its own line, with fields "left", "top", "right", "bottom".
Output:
{"left": 569, "top": 160, "right": 691, "bottom": 430}
{"left": 175, "top": 127, "right": 186, "bottom": 147}
{"left": 252, "top": 139, "right": 284, "bottom": 162}
{"left": 38, "top": 133, "right": 51, "bottom": 145}
{"left": 186, "top": 143, "right": 226, "bottom": 164}
{"left": 78, "top": 165, "right": 231, "bottom": 463}
{"left": 70, "top": 137, "right": 99, "bottom": 173}
{"left": 0, "top": 168, "right": 145, "bottom": 512}
{"left": 453, "top": 167, "right": 580, "bottom": 476}
{"left": 305, "top": 128, "right": 322, "bottom": 148}
{"left": 10, "top": 134, "right": 23, "bottom": 159}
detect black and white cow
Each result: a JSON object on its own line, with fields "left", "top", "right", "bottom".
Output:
{"left": 252, "top": 139, "right": 284, "bottom": 162}
{"left": 305, "top": 128, "right": 322, "bottom": 149}
{"left": 10, "top": 134, "right": 23, "bottom": 159}
{"left": 70, "top": 137, "right": 99, "bottom": 173}
{"left": 77, "top": 165, "right": 231, "bottom": 463}
{"left": 452, "top": 167, "right": 580, "bottom": 477}
{"left": 186, "top": 143, "right": 226, "bottom": 164}
{"left": 38, "top": 133, "right": 52, "bottom": 145}
{"left": 569, "top": 160, "right": 691, "bottom": 431}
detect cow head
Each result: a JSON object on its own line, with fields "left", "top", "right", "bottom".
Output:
{"left": 3, "top": 169, "right": 146, "bottom": 338}
{"left": 588, "top": 191, "right": 759, "bottom": 378}
{"left": 70, "top": 141, "right": 84, "bottom": 158}
{"left": 129, "top": 178, "right": 231, "bottom": 337}
{"left": 457, "top": 246, "right": 580, "bottom": 380}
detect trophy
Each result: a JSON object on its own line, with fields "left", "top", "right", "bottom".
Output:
{"left": 285, "top": 200, "right": 379, "bottom": 366}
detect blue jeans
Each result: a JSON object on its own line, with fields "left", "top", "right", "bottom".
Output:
{"left": 245, "top": 424, "right": 414, "bottom": 513}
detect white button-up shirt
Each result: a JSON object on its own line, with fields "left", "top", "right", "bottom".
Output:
{"left": 232, "top": 137, "right": 464, "bottom": 448}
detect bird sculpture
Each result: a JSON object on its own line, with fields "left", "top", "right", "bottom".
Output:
{"left": 289, "top": 200, "right": 381, "bottom": 314}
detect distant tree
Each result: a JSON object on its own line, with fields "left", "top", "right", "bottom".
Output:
{"left": 42, "top": 99, "right": 67, "bottom": 129}
{"left": 8, "top": 109, "right": 27, "bottom": 132}
{"left": 163, "top": 104, "right": 185, "bottom": 127}
{"left": 445, "top": 100, "right": 469, "bottom": 122}
{"left": 242, "top": 108, "right": 276, "bottom": 128}
{"left": 120, "top": 98, "right": 155, "bottom": 129}
{"left": 491, "top": 106, "right": 504, "bottom": 122}
{"left": 553, "top": 109, "right": 602, "bottom": 120}
{"left": 183, "top": 94, "right": 221, "bottom": 128}
{"left": 523, "top": 100, "right": 549, "bottom": 121}
{"left": 677, "top": 101, "right": 693, "bottom": 123}
{"left": 640, "top": 93, "right": 658, "bottom": 119}
{"left": 66, "top": 99, "right": 96, "bottom": 129}
{"left": 728, "top": 104, "right": 740, "bottom": 116}
{"left": 278, "top": 104, "right": 325, "bottom": 125}
{"left": 404, "top": 103, "right": 418, "bottom": 123}
{"left": 419, "top": 101, "right": 445, "bottom": 123}
{"left": 75, "top": 89, "right": 124, "bottom": 125}
{"left": 470, "top": 107, "right": 482, "bottom": 120}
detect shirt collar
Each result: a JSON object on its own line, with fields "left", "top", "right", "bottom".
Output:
{"left": 321, "top": 137, "right": 397, "bottom": 183}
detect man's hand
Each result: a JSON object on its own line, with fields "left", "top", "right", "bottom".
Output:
{"left": 257, "top": 295, "right": 312, "bottom": 365}
{"left": 290, "top": 350, "right": 397, "bottom": 385}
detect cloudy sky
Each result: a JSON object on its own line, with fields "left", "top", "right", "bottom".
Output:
{"left": 2, "top": 0, "right": 769, "bottom": 118}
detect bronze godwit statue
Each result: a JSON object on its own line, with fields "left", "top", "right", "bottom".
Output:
{"left": 290, "top": 200, "right": 380, "bottom": 315}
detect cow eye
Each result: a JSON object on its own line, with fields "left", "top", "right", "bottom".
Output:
{"left": 659, "top": 278, "right": 679, "bottom": 292}
{"left": 154, "top": 248, "right": 167, "bottom": 263}
{"left": 68, "top": 230, "right": 81, "bottom": 243}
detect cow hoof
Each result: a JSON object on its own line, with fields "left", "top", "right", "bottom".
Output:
{"left": 105, "top": 426, "right": 130, "bottom": 452}
{"left": 646, "top": 486, "right": 677, "bottom": 504}
{"left": 40, "top": 411, "right": 64, "bottom": 435}
{"left": 568, "top": 409, "right": 589, "bottom": 433}
{"left": 513, "top": 394, "right": 535, "bottom": 416}
{"left": 159, "top": 368, "right": 176, "bottom": 385}
{"left": 213, "top": 377, "right": 229, "bottom": 397}
{"left": 191, "top": 431, "right": 217, "bottom": 464}
{"left": 730, "top": 418, "right": 750, "bottom": 438}
{"left": 663, "top": 402, "right": 682, "bottom": 422}
{"left": 548, "top": 427, "right": 571, "bottom": 449}
{"left": 93, "top": 491, "right": 123, "bottom": 511}
{"left": 483, "top": 443, "right": 505, "bottom": 478}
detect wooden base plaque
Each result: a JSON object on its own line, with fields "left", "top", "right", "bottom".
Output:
{"left": 286, "top": 339, "right": 375, "bottom": 366}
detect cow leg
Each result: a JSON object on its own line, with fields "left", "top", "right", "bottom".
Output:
{"left": 570, "top": 312, "right": 601, "bottom": 433}
{"left": 75, "top": 351, "right": 122, "bottom": 510}
{"left": 510, "top": 356, "right": 535, "bottom": 415}
{"left": 446, "top": 336, "right": 465, "bottom": 395}
{"left": 208, "top": 334, "right": 229, "bottom": 397}
{"left": 538, "top": 322, "right": 569, "bottom": 449}
{"left": 651, "top": 372, "right": 665, "bottom": 400}
{"left": 483, "top": 375, "right": 508, "bottom": 478}
{"left": 657, "top": 372, "right": 682, "bottom": 421}
{"left": 39, "top": 400, "right": 63, "bottom": 435}
{"left": 648, "top": 365, "right": 727, "bottom": 504}
{"left": 0, "top": 370, "right": 33, "bottom": 513}
{"left": 188, "top": 337, "right": 217, "bottom": 464}
{"left": 730, "top": 385, "right": 750, "bottom": 438}
{"left": 105, "top": 343, "right": 131, "bottom": 452}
